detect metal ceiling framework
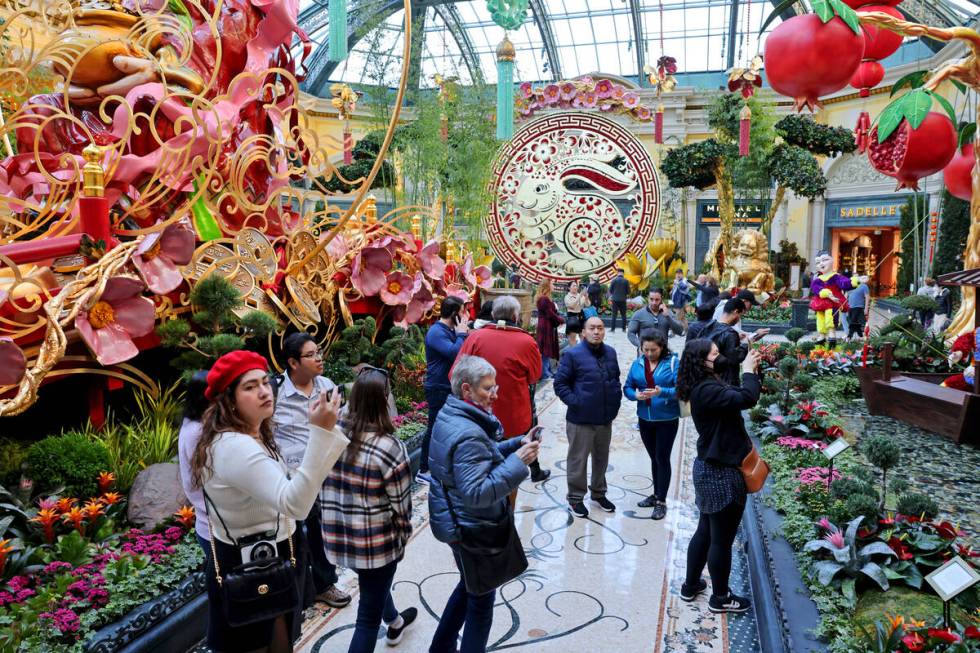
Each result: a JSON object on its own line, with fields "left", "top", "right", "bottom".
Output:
{"left": 297, "top": 0, "right": 978, "bottom": 96}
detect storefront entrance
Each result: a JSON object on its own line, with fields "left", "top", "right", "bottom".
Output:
{"left": 829, "top": 227, "right": 901, "bottom": 297}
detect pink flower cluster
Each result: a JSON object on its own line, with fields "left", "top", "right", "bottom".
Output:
{"left": 39, "top": 607, "right": 81, "bottom": 634}
{"left": 516, "top": 77, "right": 654, "bottom": 122}
{"left": 64, "top": 574, "right": 109, "bottom": 609}
{"left": 776, "top": 436, "right": 828, "bottom": 450}
{"left": 0, "top": 575, "right": 36, "bottom": 606}
{"left": 120, "top": 528, "right": 180, "bottom": 562}
{"left": 393, "top": 401, "right": 429, "bottom": 428}
{"left": 796, "top": 466, "right": 842, "bottom": 486}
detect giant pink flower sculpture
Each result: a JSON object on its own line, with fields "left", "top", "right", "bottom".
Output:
{"left": 418, "top": 240, "right": 446, "bottom": 280}
{"left": 76, "top": 276, "right": 155, "bottom": 366}
{"left": 0, "top": 337, "right": 26, "bottom": 386}
{"left": 542, "top": 84, "right": 560, "bottom": 105}
{"left": 462, "top": 255, "right": 492, "bottom": 289}
{"left": 380, "top": 271, "right": 414, "bottom": 306}
{"left": 351, "top": 236, "right": 394, "bottom": 296}
{"left": 132, "top": 223, "right": 196, "bottom": 295}
{"left": 404, "top": 273, "right": 436, "bottom": 323}
{"left": 594, "top": 79, "right": 614, "bottom": 98}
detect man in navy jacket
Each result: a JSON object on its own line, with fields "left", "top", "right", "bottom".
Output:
{"left": 418, "top": 296, "right": 469, "bottom": 482}
{"left": 553, "top": 316, "right": 622, "bottom": 518}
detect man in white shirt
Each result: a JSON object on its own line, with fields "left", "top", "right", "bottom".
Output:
{"left": 273, "top": 332, "right": 351, "bottom": 609}
{"left": 916, "top": 277, "right": 939, "bottom": 327}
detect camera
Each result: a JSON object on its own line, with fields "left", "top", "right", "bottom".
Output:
{"left": 239, "top": 531, "right": 278, "bottom": 564}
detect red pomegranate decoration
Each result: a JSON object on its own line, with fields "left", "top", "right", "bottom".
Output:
{"left": 856, "top": 5, "right": 905, "bottom": 59}
{"left": 868, "top": 112, "right": 958, "bottom": 190}
{"left": 850, "top": 61, "right": 885, "bottom": 97}
{"left": 764, "top": 13, "right": 865, "bottom": 112}
{"left": 944, "top": 143, "right": 975, "bottom": 201}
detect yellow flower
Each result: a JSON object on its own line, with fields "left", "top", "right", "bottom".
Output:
{"left": 645, "top": 237, "right": 678, "bottom": 263}
{"left": 615, "top": 252, "right": 653, "bottom": 291}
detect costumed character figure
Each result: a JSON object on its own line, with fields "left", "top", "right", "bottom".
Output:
{"left": 942, "top": 330, "right": 977, "bottom": 391}
{"left": 809, "top": 250, "right": 864, "bottom": 347}
{"left": 718, "top": 229, "right": 775, "bottom": 295}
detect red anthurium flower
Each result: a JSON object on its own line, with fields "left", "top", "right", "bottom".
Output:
{"left": 888, "top": 536, "right": 914, "bottom": 561}
{"left": 934, "top": 521, "right": 960, "bottom": 540}
{"left": 927, "top": 628, "right": 960, "bottom": 643}
{"left": 901, "top": 631, "right": 926, "bottom": 651}
{"left": 964, "top": 625, "right": 980, "bottom": 639}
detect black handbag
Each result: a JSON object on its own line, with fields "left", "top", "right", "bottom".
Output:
{"left": 565, "top": 312, "right": 583, "bottom": 331}
{"left": 204, "top": 491, "right": 301, "bottom": 628}
{"left": 445, "top": 493, "right": 527, "bottom": 596}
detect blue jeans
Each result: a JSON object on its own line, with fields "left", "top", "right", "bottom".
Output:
{"left": 348, "top": 560, "right": 400, "bottom": 653}
{"left": 420, "top": 386, "right": 451, "bottom": 473}
{"left": 540, "top": 355, "right": 554, "bottom": 380}
{"left": 429, "top": 547, "right": 496, "bottom": 653}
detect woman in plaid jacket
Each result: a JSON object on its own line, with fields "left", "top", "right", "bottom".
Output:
{"left": 320, "top": 368, "right": 417, "bottom": 651}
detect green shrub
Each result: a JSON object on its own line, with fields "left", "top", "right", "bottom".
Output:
{"left": 0, "top": 437, "right": 29, "bottom": 487}
{"left": 749, "top": 405, "right": 768, "bottom": 423}
{"left": 900, "top": 294, "right": 938, "bottom": 313}
{"left": 889, "top": 477, "right": 909, "bottom": 496}
{"left": 830, "top": 477, "right": 879, "bottom": 503}
{"left": 785, "top": 327, "right": 805, "bottom": 343}
{"left": 861, "top": 434, "right": 901, "bottom": 506}
{"left": 778, "top": 356, "right": 799, "bottom": 377}
{"left": 844, "top": 493, "right": 880, "bottom": 527}
{"left": 798, "top": 340, "right": 817, "bottom": 355}
{"left": 26, "top": 433, "right": 111, "bottom": 497}
{"left": 896, "top": 493, "right": 939, "bottom": 519}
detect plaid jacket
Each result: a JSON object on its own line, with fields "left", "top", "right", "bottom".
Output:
{"left": 320, "top": 427, "right": 412, "bottom": 570}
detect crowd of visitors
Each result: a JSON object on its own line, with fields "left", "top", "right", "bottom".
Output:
{"left": 175, "top": 273, "right": 774, "bottom": 652}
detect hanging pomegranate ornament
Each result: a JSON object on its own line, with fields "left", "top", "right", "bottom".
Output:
{"left": 763, "top": 1, "right": 865, "bottom": 112}
{"left": 943, "top": 127, "right": 976, "bottom": 201}
{"left": 867, "top": 90, "right": 958, "bottom": 190}
{"left": 849, "top": 61, "right": 885, "bottom": 97}
{"left": 856, "top": 5, "right": 904, "bottom": 59}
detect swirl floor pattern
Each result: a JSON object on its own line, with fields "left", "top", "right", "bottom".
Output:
{"left": 297, "top": 330, "right": 763, "bottom": 653}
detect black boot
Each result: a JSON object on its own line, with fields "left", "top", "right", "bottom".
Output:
{"left": 530, "top": 461, "right": 551, "bottom": 482}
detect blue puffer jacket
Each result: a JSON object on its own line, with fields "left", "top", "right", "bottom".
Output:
{"left": 427, "top": 396, "right": 528, "bottom": 544}
{"left": 623, "top": 354, "right": 680, "bottom": 421}
{"left": 553, "top": 342, "right": 622, "bottom": 425}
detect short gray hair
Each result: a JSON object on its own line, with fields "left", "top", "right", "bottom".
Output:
{"left": 491, "top": 295, "right": 521, "bottom": 322}
{"left": 451, "top": 355, "right": 496, "bottom": 397}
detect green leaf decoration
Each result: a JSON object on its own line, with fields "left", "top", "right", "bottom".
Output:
{"left": 900, "top": 88, "right": 932, "bottom": 130}
{"left": 890, "top": 70, "right": 928, "bottom": 97}
{"left": 827, "top": 0, "right": 862, "bottom": 34}
{"left": 959, "top": 122, "right": 976, "bottom": 148}
{"left": 811, "top": 0, "right": 834, "bottom": 23}
{"left": 759, "top": 0, "right": 798, "bottom": 34}
{"left": 927, "top": 90, "right": 958, "bottom": 128}
{"left": 875, "top": 97, "right": 906, "bottom": 142}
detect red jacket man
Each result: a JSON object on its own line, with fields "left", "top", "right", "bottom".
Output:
{"left": 453, "top": 296, "right": 550, "bottom": 482}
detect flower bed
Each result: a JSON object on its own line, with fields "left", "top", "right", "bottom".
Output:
{"left": 750, "top": 369, "right": 980, "bottom": 651}
{"left": 1, "top": 475, "right": 204, "bottom": 652}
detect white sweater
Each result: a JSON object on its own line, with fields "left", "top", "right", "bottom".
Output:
{"left": 202, "top": 424, "right": 349, "bottom": 544}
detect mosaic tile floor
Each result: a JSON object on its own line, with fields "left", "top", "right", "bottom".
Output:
{"left": 297, "top": 331, "right": 762, "bottom": 653}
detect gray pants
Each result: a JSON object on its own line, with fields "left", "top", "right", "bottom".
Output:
{"left": 566, "top": 421, "right": 612, "bottom": 503}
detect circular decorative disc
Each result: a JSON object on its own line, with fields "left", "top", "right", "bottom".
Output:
{"left": 285, "top": 276, "right": 321, "bottom": 326}
{"left": 485, "top": 112, "right": 660, "bottom": 284}
{"left": 234, "top": 227, "right": 278, "bottom": 281}
{"left": 287, "top": 230, "right": 331, "bottom": 278}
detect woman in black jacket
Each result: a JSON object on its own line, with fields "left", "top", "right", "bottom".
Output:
{"left": 675, "top": 338, "right": 761, "bottom": 614}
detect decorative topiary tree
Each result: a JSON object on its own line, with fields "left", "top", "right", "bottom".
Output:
{"left": 860, "top": 434, "right": 902, "bottom": 510}
{"left": 896, "top": 492, "right": 940, "bottom": 520}
{"left": 785, "top": 327, "right": 806, "bottom": 344}
{"left": 156, "top": 274, "right": 278, "bottom": 376}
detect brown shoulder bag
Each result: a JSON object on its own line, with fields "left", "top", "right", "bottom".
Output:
{"left": 740, "top": 445, "right": 770, "bottom": 493}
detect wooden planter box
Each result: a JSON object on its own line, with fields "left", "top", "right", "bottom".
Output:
{"left": 481, "top": 288, "right": 534, "bottom": 329}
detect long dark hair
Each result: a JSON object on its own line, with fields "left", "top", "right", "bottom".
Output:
{"left": 345, "top": 369, "right": 395, "bottom": 455}
{"left": 640, "top": 332, "right": 669, "bottom": 362}
{"left": 191, "top": 376, "right": 277, "bottom": 488}
{"left": 676, "top": 338, "right": 717, "bottom": 402}
{"left": 183, "top": 370, "right": 209, "bottom": 422}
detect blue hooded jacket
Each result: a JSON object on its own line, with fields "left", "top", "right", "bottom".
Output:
{"left": 553, "top": 341, "right": 622, "bottom": 425}
{"left": 623, "top": 354, "right": 680, "bottom": 421}
{"left": 427, "top": 396, "right": 528, "bottom": 544}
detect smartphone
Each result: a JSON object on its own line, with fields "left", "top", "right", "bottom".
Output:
{"left": 528, "top": 425, "right": 544, "bottom": 442}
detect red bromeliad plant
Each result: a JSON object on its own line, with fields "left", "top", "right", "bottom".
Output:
{"left": 867, "top": 88, "right": 958, "bottom": 190}
{"left": 762, "top": 0, "right": 865, "bottom": 112}
{"left": 857, "top": 613, "right": 980, "bottom": 652}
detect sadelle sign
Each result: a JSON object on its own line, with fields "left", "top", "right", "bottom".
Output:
{"left": 837, "top": 203, "right": 901, "bottom": 218}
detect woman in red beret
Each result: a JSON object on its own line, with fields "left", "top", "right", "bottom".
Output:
{"left": 189, "top": 350, "right": 349, "bottom": 652}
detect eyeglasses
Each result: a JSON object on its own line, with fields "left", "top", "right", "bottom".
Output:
{"left": 300, "top": 350, "right": 324, "bottom": 360}
{"left": 358, "top": 365, "right": 390, "bottom": 378}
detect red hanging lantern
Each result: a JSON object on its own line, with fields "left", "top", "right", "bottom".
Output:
{"left": 849, "top": 61, "right": 885, "bottom": 97}
{"left": 343, "top": 124, "right": 353, "bottom": 165}
{"left": 654, "top": 104, "right": 664, "bottom": 144}
{"left": 739, "top": 104, "right": 752, "bottom": 157}
{"left": 854, "top": 110, "right": 872, "bottom": 153}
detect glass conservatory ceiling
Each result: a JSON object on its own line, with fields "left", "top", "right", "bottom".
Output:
{"left": 296, "top": 0, "right": 980, "bottom": 95}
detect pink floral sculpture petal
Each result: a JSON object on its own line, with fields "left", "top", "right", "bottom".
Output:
{"left": 325, "top": 233, "right": 349, "bottom": 260}
{"left": 405, "top": 273, "right": 436, "bottom": 323}
{"left": 351, "top": 238, "right": 394, "bottom": 297}
{"left": 379, "top": 271, "right": 414, "bottom": 306}
{"left": 471, "top": 265, "right": 493, "bottom": 289}
{"left": 76, "top": 276, "right": 156, "bottom": 366}
{"left": 445, "top": 284, "right": 470, "bottom": 302}
{"left": 0, "top": 337, "right": 27, "bottom": 386}
{"left": 133, "top": 223, "right": 196, "bottom": 295}
{"left": 419, "top": 240, "right": 446, "bottom": 280}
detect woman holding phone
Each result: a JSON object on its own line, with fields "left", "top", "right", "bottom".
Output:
{"left": 623, "top": 332, "right": 679, "bottom": 520}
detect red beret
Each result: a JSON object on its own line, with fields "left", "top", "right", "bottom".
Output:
{"left": 205, "top": 350, "right": 269, "bottom": 401}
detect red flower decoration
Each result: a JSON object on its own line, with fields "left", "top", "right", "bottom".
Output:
{"left": 901, "top": 632, "right": 925, "bottom": 651}
{"left": 927, "top": 628, "right": 960, "bottom": 644}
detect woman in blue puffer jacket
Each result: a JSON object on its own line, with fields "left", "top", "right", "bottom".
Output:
{"left": 427, "top": 355, "right": 540, "bottom": 653}
{"left": 623, "top": 331, "right": 680, "bottom": 520}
